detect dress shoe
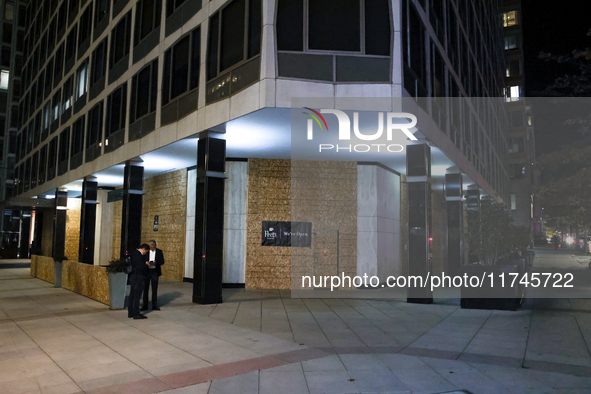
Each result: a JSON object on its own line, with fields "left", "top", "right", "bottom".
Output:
{"left": 152, "top": 306, "right": 160, "bottom": 311}
{"left": 133, "top": 315, "right": 147, "bottom": 319}
{"left": 140, "top": 306, "right": 148, "bottom": 311}
{"left": 128, "top": 315, "right": 133, "bottom": 318}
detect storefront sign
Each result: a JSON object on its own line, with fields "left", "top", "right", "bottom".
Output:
{"left": 262, "top": 221, "right": 312, "bottom": 247}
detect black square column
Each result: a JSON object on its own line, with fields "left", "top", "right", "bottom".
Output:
{"left": 120, "top": 161, "right": 144, "bottom": 259}
{"left": 406, "top": 144, "right": 433, "bottom": 304}
{"left": 52, "top": 189, "right": 68, "bottom": 260}
{"left": 445, "top": 173, "right": 463, "bottom": 276}
{"left": 79, "top": 177, "right": 98, "bottom": 264}
{"left": 193, "top": 131, "right": 226, "bottom": 304}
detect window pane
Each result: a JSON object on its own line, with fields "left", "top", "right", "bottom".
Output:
{"left": 220, "top": 0, "right": 245, "bottom": 71}
{"left": 5, "top": 2, "right": 14, "bottom": 20}
{"left": 247, "top": 0, "right": 261, "bottom": 58}
{"left": 365, "top": 0, "right": 390, "bottom": 56}
{"left": 276, "top": 0, "right": 303, "bottom": 51}
{"left": 136, "top": 66, "right": 151, "bottom": 118}
{"left": 206, "top": 12, "right": 219, "bottom": 80}
{"left": 190, "top": 28, "right": 200, "bottom": 90}
{"left": 0, "top": 70, "right": 9, "bottom": 89}
{"left": 162, "top": 49, "right": 171, "bottom": 104}
{"left": 171, "top": 36, "right": 189, "bottom": 99}
{"left": 309, "top": 0, "right": 360, "bottom": 51}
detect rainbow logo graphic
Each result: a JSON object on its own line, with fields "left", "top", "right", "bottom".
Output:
{"left": 303, "top": 108, "right": 329, "bottom": 131}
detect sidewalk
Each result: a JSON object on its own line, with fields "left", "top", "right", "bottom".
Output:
{"left": 1, "top": 259, "right": 590, "bottom": 394}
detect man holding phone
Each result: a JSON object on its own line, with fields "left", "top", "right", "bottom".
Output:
{"left": 141, "top": 240, "right": 165, "bottom": 311}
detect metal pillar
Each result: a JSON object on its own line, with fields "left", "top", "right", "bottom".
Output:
{"left": 52, "top": 189, "right": 68, "bottom": 260}
{"left": 120, "top": 161, "right": 144, "bottom": 259}
{"left": 445, "top": 173, "right": 463, "bottom": 276}
{"left": 406, "top": 144, "right": 433, "bottom": 303}
{"left": 79, "top": 176, "right": 98, "bottom": 264}
{"left": 193, "top": 131, "right": 226, "bottom": 304}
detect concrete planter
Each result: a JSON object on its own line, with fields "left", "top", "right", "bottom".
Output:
{"left": 53, "top": 260, "right": 62, "bottom": 288}
{"left": 108, "top": 272, "right": 128, "bottom": 310}
{"left": 460, "top": 260, "right": 527, "bottom": 311}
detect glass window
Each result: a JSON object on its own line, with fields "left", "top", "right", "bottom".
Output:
{"left": 95, "top": 0, "right": 110, "bottom": 26}
{"left": 62, "top": 76, "right": 73, "bottom": 110}
{"left": 52, "top": 89, "right": 61, "bottom": 121}
{"left": 506, "top": 59, "right": 520, "bottom": 77}
{"left": 0, "top": 70, "right": 9, "bottom": 89}
{"left": 105, "top": 82, "right": 127, "bottom": 137}
{"left": 134, "top": 0, "right": 161, "bottom": 45}
{"left": 504, "top": 35, "right": 518, "bottom": 50}
{"left": 503, "top": 11, "right": 518, "bottom": 27}
{"left": 43, "top": 102, "right": 51, "bottom": 130}
{"left": 508, "top": 137, "right": 524, "bottom": 153}
{"left": 162, "top": 27, "right": 199, "bottom": 105}
{"left": 91, "top": 38, "right": 107, "bottom": 86}
{"left": 309, "top": 0, "right": 359, "bottom": 51}
{"left": 58, "top": 127, "right": 70, "bottom": 164}
{"left": 5, "top": 2, "right": 14, "bottom": 20}
{"left": 504, "top": 85, "right": 521, "bottom": 102}
{"left": 78, "top": 5, "right": 92, "bottom": 46}
{"left": 131, "top": 59, "right": 158, "bottom": 122}
{"left": 207, "top": 0, "right": 260, "bottom": 80}
{"left": 167, "top": 0, "right": 187, "bottom": 17}
{"left": 71, "top": 116, "right": 84, "bottom": 156}
{"left": 110, "top": 12, "right": 131, "bottom": 69}
{"left": 87, "top": 102, "right": 103, "bottom": 148}
{"left": 510, "top": 111, "right": 523, "bottom": 127}
{"left": 76, "top": 60, "right": 88, "bottom": 99}
{"left": 65, "top": 24, "right": 78, "bottom": 63}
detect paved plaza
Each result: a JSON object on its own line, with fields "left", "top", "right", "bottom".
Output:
{"left": 1, "top": 252, "right": 591, "bottom": 393}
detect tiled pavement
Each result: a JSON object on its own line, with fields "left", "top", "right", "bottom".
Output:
{"left": 1, "top": 260, "right": 591, "bottom": 394}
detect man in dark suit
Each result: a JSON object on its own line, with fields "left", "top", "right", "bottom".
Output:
{"left": 128, "top": 244, "right": 150, "bottom": 319}
{"left": 141, "top": 240, "right": 165, "bottom": 311}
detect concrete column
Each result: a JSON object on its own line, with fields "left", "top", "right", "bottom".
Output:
{"left": 406, "top": 144, "right": 433, "bottom": 303}
{"left": 79, "top": 176, "right": 98, "bottom": 264}
{"left": 120, "top": 161, "right": 144, "bottom": 259}
{"left": 95, "top": 190, "right": 113, "bottom": 266}
{"left": 184, "top": 168, "right": 196, "bottom": 279}
{"left": 52, "top": 189, "right": 67, "bottom": 260}
{"left": 445, "top": 173, "right": 463, "bottom": 276}
{"left": 193, "top": 131, "right": 226, "bottom": 304}
{"left": 223, "top": 160, "right": 247, "bottom": 285}
{"left": 357, "top": 164, "right": 402, "bottom": 282}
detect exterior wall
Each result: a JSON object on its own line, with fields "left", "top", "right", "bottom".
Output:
{"left": 246, "top": 159, "right": 291, "bottom": 289}
{"left": 357, "top": 165, "right": 402, "bottom": 282}
{"left": 111, "top": 200, "right": 122, "bottom": 261}
{"left": 64, "top": 198, "right": 81, "bottom": 261}
{"left": 41, "top": 209, "right": 54, "bottom": 257}
{"left": 223, "top": 161, "right": 248, "bottom": 284}
{"left": 62, "top": 260, "right": 109, "bottom": 305}
{"left": 30, "top": 255, "right": 55, "bottom": 284}
{"left": 246, "top": 159, "right": 357, "bottom": 289}
{"left": 141, "top": 169, "right": 188, "bottom": 282}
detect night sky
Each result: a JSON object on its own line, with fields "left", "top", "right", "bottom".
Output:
{"left": 521, "top": 0, "right": 591, "bottom": 155}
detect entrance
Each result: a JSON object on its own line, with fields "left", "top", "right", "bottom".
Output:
{"left": 313, "top": 230, "right": 339, "bottom": 288}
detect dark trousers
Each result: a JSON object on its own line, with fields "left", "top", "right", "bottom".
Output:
{"left": 128, "top": 273, "right": 146, "bottom": 317}
{"left": 143, "top": 269, "right": 159, "bottom": 308}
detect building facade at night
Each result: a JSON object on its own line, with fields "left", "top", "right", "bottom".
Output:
{"left": 1, "top": 0, "right": 528, "bottom": 302}
{"left": 501, "top": 0, "right": 539, "bottom": 240}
